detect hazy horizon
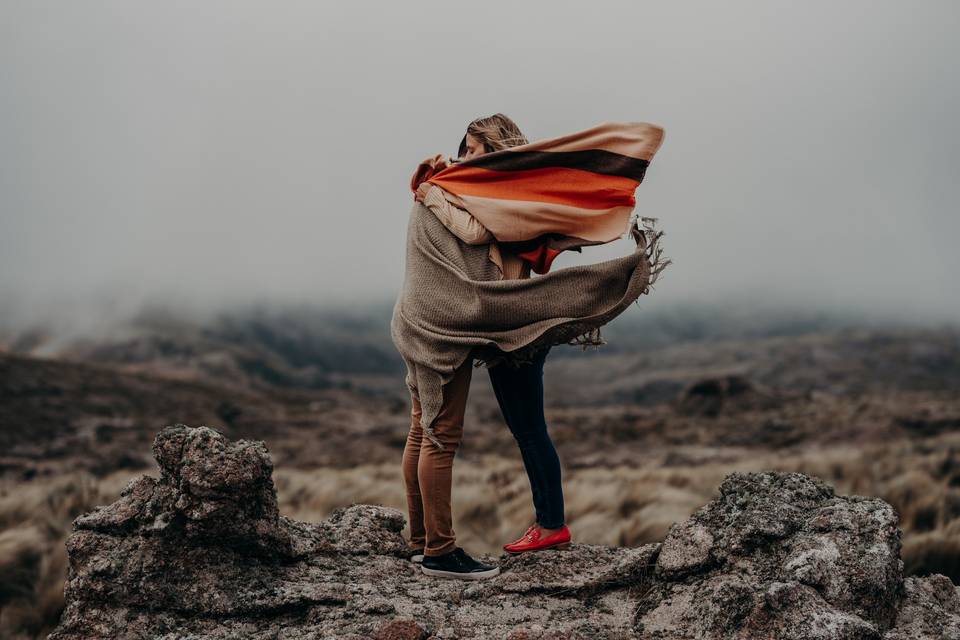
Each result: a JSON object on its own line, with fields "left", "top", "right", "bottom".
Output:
{"left": 2, "top": 1, "right": 958, "bottom": 332}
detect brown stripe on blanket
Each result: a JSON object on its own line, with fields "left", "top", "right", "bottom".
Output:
{"left": 462, "top": 149, "right": 651, "bottom": 181}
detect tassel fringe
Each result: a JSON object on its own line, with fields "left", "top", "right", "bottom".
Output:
{"left": 633, "top": 216, "right": 672, "bottom": 304}
{"left": 423, "top": 424, "right": 445, "bottom": 450}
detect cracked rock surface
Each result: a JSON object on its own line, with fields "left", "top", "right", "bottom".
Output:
{"left": 49, "top": 425, "right": 960, "bottom": 639}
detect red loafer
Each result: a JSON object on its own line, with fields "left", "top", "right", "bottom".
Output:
{"left": 502, "top": 524, "right": 538, "bottom": 551}
{"left": 503, "top": 525, "right": 571, "bottom": 554}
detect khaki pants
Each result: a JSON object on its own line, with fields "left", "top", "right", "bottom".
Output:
{"left": 401, "top": 356, "right": 473, "bottom": 557}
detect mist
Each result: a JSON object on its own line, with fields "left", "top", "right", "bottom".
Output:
{"left": 2, "top": 0, "right": 958, "bottom": 333}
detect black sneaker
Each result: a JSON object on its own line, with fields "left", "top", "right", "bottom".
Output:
{"left": 409, "top": 548, "right": 425, "bottom": 563}
{"left": 421, "top": 547, "right": 500, "bottom": 580}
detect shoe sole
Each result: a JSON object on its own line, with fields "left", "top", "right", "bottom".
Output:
{"left": 410, "top": 554, "right": 424, "bottom": 563}
{"left": 421, "top": 565, "right": 501, "bottom": 580}
{"left": 504, "top": 541, "right": 571, "bottom": 554}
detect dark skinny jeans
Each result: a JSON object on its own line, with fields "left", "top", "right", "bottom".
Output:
{"left": 487, "top": 345, "right": 565, "bottom": 529}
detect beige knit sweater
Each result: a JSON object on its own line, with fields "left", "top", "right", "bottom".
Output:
{"left": 422, "top": 184, "right": 532, "bottom": 281}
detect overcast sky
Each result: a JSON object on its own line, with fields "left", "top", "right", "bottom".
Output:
{"left": 2, "top": 0, "right": 958, "bottom": 330}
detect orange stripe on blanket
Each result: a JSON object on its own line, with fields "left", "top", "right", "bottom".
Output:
{"left": 428, "top": 166, "right": 639, "bottom": 210}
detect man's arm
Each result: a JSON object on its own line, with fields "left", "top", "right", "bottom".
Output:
{"left": 421, "top": 184, "right": 495, "bottom": 245}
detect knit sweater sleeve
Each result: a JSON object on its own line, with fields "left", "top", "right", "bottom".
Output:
{"left": 422, "top": 185, "right": 495, "bottom": 245}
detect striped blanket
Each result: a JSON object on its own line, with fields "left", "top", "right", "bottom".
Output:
{"left": 393, "top": 121, "right": 670, "bottom": 449}
{"left": 411, "top": 121, "right": 666, "bottom": 273}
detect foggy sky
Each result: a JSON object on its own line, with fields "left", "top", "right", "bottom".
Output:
{"left": 2, "top": 0, "right": 958, "bottom": 330}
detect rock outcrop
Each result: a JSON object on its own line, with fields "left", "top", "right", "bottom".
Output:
{"left": 50, "top": 425, "right": 960, "bottom": 639}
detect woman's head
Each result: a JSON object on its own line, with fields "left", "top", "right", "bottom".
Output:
{"left": 457, "top": 113, "right": 528, "bottom": 161}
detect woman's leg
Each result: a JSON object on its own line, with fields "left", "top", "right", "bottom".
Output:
{"left": 487, "top": 346, "right": 565, "bottom": 529}
{"left": 407, "top": 357, "right": 474, "bottom": 557}
{"left": 488, "top": 370, "right": 544, "bottom": 526}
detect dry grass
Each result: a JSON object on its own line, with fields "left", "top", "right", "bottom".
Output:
{"left": 276, "top": 431, "right": 960, "bottom": 567}
{"left": 0, "top": 471, "right": 131, "bottom": 640}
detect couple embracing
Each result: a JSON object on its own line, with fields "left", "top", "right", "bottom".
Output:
{"left": 390, "top": 113, "right": 668, "bottom": 580}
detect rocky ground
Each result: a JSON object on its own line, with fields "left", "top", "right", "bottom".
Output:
{"left": 48, "top": 425, "right": 960, "bottom": 639}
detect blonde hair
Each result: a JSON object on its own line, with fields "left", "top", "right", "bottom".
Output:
{"left": 458, "top": 113, "right": 528, "bottom": 157}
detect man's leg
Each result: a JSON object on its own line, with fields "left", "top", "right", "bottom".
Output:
{"left": 419, "top": 356, "right": 474, "bottom": 557}
{"left": 402, "top": 393, "right": 426, "bottom": 552}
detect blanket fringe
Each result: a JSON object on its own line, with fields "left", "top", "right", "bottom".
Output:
{"left": 568, "top": 325, "right": 606, "bottom": 349}
{"left": 634, "top": 215, "right": 672, "bottom": 302}
{"left": 423, "top": 424, "right": 445, "bottom": 450}
{"left": 622, "top": 208, "right": 640, "bottom": 241}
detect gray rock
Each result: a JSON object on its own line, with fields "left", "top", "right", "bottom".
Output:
{"left": 48, "top": 425, "right": 960, "bottom": 639}
{"left": 883, "top": 574, "right": 960, "bottom": 640}
{"left": 655, "top": 520, "right": 715, "bottom": 577}
{"left": 634, "top": 471, "right": 913, "bottom": 638}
